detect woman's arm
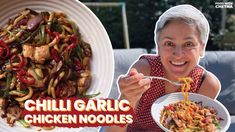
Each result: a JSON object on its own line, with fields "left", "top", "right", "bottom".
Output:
{"left": 198, "top": 71, "right": 221, "bottom": 99}
{"left": 104, "top": 58, "right": 151, "bottom": 132}
{"left": 132, "top": 58, "right": 151, "bottom": 76}
{"left": 119, "top": 58, "right": 151, "bottom": 109}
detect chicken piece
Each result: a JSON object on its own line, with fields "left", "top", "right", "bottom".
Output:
{"left": 34, "top": 45, "right": 50, "bottom": 64}
{"left": 22, "top": 44, "right": 34, "bottom": 60}
{"left": 22, "top": 44, "right": 50, "bottom": 64}
{"left": 77, "top": 70, "right": 91, "bottom": 94}
{"left": 56, "top": 81, "right": 76, "bottom": 98}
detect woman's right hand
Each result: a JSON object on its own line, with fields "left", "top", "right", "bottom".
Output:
{"left": 118, "top": 68, "right": 151, "bottom": 109}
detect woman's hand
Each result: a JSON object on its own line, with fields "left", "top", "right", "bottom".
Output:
{"left": 118, "top": 68, "right": 151, "bottom": 109}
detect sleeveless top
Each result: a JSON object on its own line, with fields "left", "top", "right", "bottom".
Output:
{"left": 127, "top": 55, "right": 205, "bottom": 132}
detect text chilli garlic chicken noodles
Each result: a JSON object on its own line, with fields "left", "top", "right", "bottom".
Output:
{"left": 0, "top": 9, "right": 95, "bottom": 126}
{"left": 160, "top": 77, "right": 223, "bottom": 132}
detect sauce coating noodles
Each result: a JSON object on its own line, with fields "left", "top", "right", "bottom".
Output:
{"left": 0, "top": 8, "right": 96, "bottom": 127}
{"left": 160, "top": 77, "right": 222, "bottom": 132}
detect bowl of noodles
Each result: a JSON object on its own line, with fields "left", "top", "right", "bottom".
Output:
{"left": 151, "top": 92, "right": 231, "bottom": 132}
{"left": 0, "top": 0, "right": 114, "bottom": 131}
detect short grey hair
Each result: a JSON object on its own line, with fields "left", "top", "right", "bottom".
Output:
{"left": 154, "top": 4, "right": 210, "bottom": 46}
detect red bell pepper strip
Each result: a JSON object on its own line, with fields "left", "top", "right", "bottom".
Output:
{"left": 0, "top": 39, "right": 10, "bottom": 59}
{"left": 61, "top": 34, "right": 78, "bottom": 55}
{"left": 67, "top": 34, "right": 78, "bottom": 49}
{"left": 74, "top": 60, "right": 83, "bottom": 71}
{"left": 46, "top": 28, "right": 60, "bottom": 43}
{"left": 17, "top": 69, "right": 35, "bottom": 85}
{"left": 164, "top": 105, "right": 175, "bottom": 111}
{"left": 53, "top": 32, "right": 60, "bottom": 43}
{"left": 202, "top": 118, "right": 206, "bottom": 123}
{"left": 10, "top": 54, "right": 25, "bottom": 71}
{"left": 45, "top": 28, "right": 53, "bottom": 36}
{"left": 50, "top": 48, "right": 60, "bottom": 63}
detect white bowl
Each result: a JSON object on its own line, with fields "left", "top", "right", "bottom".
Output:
{"left": 151, "top": 92, "right": 231, "bottom": 132}
{"left": 0, "top": 0, "right": 114, "bottom": 132}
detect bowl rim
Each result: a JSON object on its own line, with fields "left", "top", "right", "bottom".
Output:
{"left": 151, "top": 92, "right": 231, "bottom": 132}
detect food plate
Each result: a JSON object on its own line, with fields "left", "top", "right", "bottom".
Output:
{"left": 151, "top": 92, "right": 231, "bottom": 132}
{"left": 0, "top": 0, "right": 114, "bottom": 131}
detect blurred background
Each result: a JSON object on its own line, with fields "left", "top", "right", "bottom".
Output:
{"left": 80, "top": 0, "right": 235, "bottom": 51}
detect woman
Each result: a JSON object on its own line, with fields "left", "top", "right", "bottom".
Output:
{"left": 105, "top": 4, "right": 221, "bottom": 132}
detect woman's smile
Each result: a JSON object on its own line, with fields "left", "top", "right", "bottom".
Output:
{"left": 168, "top": 59, "right": 189, "bottom": 75}
{"left": 169, "top": 60, "right": 187, "bottom": 66}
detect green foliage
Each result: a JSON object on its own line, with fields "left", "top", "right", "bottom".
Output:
{"left": 126, "top": 0, "right": 167, "bottom": 49}
{"left": 214, "top": 14, "right": 235, "bottom": 50}
{"left": 81, "top": 0, "right": 124, "bottom": 48}
{"left": 80, "top": 0, "right": 235, "bottom": 50}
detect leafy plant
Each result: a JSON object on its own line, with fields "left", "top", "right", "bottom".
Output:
{"left": 213, "top": 14, "right": 235, "bottom": 50}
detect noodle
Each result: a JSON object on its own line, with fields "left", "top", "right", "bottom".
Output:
{"left": 0, "top": 8, "right": 95, "bottom": 127}
{"left": 160, "top": 77, "right": 222, "bottom": 132}
{"left": 178, "top": 77, "right": 193, "bottom": 101}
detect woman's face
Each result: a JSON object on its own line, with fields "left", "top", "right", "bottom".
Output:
{"left": 158, "top": 20, "right": 204, "bottom": 80}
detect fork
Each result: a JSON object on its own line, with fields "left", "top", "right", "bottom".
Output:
{"left": 144, "top": 76, "right": 183, "bottom": 86}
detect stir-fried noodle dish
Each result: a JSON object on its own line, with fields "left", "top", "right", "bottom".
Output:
{"left": 0, "top": 8, "right": 94, "bottom": 126}
{"left": 160, "top": 77, "right": 223, "bottom": 132}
